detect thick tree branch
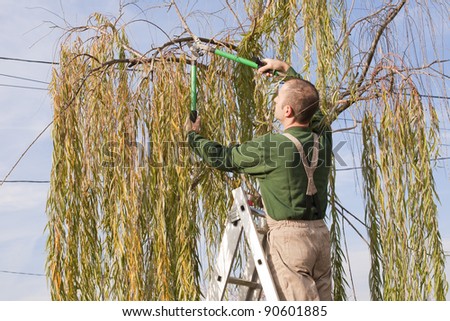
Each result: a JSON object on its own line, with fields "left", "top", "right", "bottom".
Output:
{"left": 334, "top": 0, "right": 407, "bottom": 117}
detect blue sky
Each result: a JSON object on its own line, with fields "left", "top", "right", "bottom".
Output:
{"left": 0, "top": 0, "right": 448, "bottom": 300}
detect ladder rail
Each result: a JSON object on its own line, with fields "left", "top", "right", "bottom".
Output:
{"left": 232, "top": 188, "right": 279, "bottom": 301}
{"left": 207, "top": 218, "right": 243, "bottom": 300}
{"left": 207, "top": 187, "right": 279, "bottom": 301}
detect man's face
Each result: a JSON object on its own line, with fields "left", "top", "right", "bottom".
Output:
{"left": 274, "top": 84, "right": 288, "bottom": 121}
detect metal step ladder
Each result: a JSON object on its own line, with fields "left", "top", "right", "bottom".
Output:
{"left": 207, "top": 187, "right": 279, "bottom": 301}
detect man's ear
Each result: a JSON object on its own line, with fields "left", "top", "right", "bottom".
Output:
{"left": 285, "top": 105, "right": 295, "bottom": 117}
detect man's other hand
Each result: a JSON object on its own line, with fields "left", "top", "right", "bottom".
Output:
{"left": 184, "top": 116, "right": 201, "bottom": 134}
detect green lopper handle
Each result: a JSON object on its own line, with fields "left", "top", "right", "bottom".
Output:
{"left": 213, "top": 49, "right": 259, "bottom": 69}
{"left": 213, "top": 48, "right": 277, "bottom": 75}
{"left": 190, "top": 62, "right": 197, "bottom": 122}
{"left": 188, "top": 46, "right": 277, "bottom": 123}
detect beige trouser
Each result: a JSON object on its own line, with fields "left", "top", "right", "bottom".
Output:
{"left": 266, "top": 216, "right": 332, "bottom": 301}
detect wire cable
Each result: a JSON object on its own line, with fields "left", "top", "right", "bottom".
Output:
{"left": 0, "top": 72, "right": 50, "bottom": 85}
{"left": 2, "top": 180, "right": 50, "bottom": 183}
{"left": 0, "top": 83, "right": 47, "bottom": 91}
{"left": 0, "top": 269, "right": 45, "bottom": 277}
{"left": 336, "top": 157, "right": 450, "bottom": 172}
{"left": 0, "top": 56, "right": 58, "bottom": 65}
{"left": 0, "top": 121, "right": 53, "bottom": 187}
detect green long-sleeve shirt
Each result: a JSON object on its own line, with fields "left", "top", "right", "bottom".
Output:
{"left": 187, "top": 111, "right": 332, "bottom": 221}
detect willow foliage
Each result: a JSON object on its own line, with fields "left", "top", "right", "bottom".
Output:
{"left": 47, "top": 1, "right": 448, "bottom": 300}
{"left": 362, "top": 82, "right": 445, "bottom": 300}
{"left": 47, "top": 15, "right": 200, "bottom": 300}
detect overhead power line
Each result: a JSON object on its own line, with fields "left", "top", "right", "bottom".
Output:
{"left": 0, "top": 72, "right": 50, "bottom": 85}
{"left": 336, "top": 166, "right": 363, "bottom": 172}
{"left": 0, "top": 269, "right": 45, "bottom": 277}
{"left": 417, "top": 94, "right": 450, "bottom": 100}
{"left": 2, "top": 180, "right": 50, "bottom": 184}
{"left": 0, "top": 83, "right": 47, "bottom": 91}
{"left": 0, "top": 56, "right": 58, "bottom": 65}
{"left": 336, "top": 156, "right": 450, "bottom": 172}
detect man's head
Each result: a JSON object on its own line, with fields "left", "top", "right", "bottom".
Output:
{"left": 274, "top": 78, "right": 320, "bottom": 126}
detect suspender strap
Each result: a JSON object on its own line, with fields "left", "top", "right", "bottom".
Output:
{"left": 283, "top": 133, "right": 319, "bottom": 196}
{"left": 283, "top": 132, "right": 322, "bottom": 219}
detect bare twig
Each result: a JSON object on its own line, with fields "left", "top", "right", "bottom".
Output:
{"left": 334, "top": 4, "right": 395, "bottom": 56}
{"left": 358, "top": 1, "right": 407, "bottom": 87}
{"left": 225, "top": 0, "right": 245, "bottom": 33}
{"left": 334, "top": 0, "right": 407, "bottom": 116}
{"left": 342, "top": 214, "right": 358, "bottom": 300}
{"left": 171, "top": 0, "right": 199, "bottom": 42}
{"left": 333, "top": 114, "right": 358, "bottom": 133}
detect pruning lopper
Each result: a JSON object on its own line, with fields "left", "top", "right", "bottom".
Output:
{"left": 188, "top": 40, "right": 276, "bottom": 122}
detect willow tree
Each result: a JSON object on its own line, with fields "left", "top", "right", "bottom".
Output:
{"left": 46, "top": 0, "right": 448, "bottom": 300}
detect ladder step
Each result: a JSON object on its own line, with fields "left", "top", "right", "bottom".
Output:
{"left": 207, "top": 187, "right": 279, "bottom": 301}
{"left": 250, "top": 207, "right": 265, "bottom": 217}
{"left": 227, "top": 277, "right": 262, "bottom": 289}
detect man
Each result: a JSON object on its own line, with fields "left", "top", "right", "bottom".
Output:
{"left": 185, "top": 59, "right": 332, "bottom": 301}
